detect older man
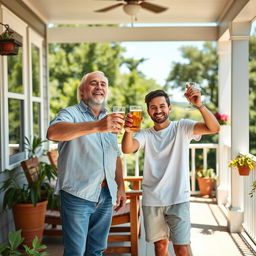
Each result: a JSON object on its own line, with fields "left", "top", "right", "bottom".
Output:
{"left": 47, "top": 71, "right": 126, "bottom": 256}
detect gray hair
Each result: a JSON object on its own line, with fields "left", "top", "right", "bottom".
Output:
{"left": 77, "top": 71, "right": 108, "bottom": 102}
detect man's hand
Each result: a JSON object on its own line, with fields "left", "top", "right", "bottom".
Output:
{"left": 124, "top": 113, "right": 143, "bottom": 133}
{"left": 124, "top": 113, "right": 134, "bottom": 132}
{"left": 184, "top": 84, "right": 202, "bottom": 108}
{"left": 97, "top": 113, "right": 124, "bottom": 133}
{"left": 114, "top": 188, "right": 127, "bottom": 212}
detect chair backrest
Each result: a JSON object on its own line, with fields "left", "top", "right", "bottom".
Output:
{"left": 104, "top": 177, "right": 143, "bottom": 255}
{"left": 47, "top": 150, "right": 58, "bottom": 170}
{"left": 20, "top": 157, "right": 40, "bottom": 183}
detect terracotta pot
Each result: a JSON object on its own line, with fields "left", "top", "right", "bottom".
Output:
{"left": 13, "top": 200, "right": 47, "bottom": 247}
{"left": 0, "top": 39, "right": 22, "bottom": 55}
{"left": 197, "top": 177, "right": 216, "bottom": 197}
{"left": 237, "top": 165, "right": 251, "bottom": 176}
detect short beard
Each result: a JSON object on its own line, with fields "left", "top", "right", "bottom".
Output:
{"left": 151, "top": 113, "right": 168, "bottom": 124}
{"left": 85, "top": 98, "right": 106, "bottom": 111}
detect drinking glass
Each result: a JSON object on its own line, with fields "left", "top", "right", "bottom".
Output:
{"left": 129, "top": 106, "right": 142, "bottom": 132}
{"left": 185, "top": 82, "right": 200, "bottom": 110}
{"left": 112, "top": 106, "right": 126, "bottom": 133}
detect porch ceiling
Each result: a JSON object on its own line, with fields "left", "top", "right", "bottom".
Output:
{"left": 21, "top": 0, "right": 233, "bottom": 25}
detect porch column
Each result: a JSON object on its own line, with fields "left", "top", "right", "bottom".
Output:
{"left": 217, "top": 40, "right": 231, "bottom": 205}
{"left": 229, "top": 21, "right": 251, "bottom": 232}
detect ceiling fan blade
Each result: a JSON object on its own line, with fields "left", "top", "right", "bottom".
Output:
{"left": 94, "top": 3, "right": 124, "bottom": 12}
{"left": 140, "top": 2, "right": 168, "bottom": 13}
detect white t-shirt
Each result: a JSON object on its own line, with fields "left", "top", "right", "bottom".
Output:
{"left": 134, "top": 119, "right": 201, "bottom": 206}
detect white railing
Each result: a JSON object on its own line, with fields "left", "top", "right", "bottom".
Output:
{"left": 243, "top": 165, "right": 256, "bottom": 244}
{"left": 189, "top": 143, "right": 219, "bottom": 193}
{"left": 121, "top": 143, "right": 219, "bottom": 193}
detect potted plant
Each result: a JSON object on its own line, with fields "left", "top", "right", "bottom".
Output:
{"left": 228, "top": 154, "right": 256, "bottom": 176}
{"left": 0, "top": 162, "right": 57, "bottom": 247}
{"left": 23, "top": 136, "right": 60, "bottom": 210}
{"left": 197, "top": 168, "right": 217, "bottom": 197}
{"left": 0, "top": 23, "right": 22, "bottom": 55}
{"left": 0, "top": 230, "right": 48, "bottom": 255}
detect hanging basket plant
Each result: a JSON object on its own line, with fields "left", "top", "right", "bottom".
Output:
{"left": 229, "top": 154, "right": 256, "bottom": 176}
{"left": 0, "top": 23, "right": 22, "bottom": 55}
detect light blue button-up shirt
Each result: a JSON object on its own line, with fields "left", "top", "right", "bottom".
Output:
{"left": 49, "top": 101, "right": 120, "bottom": 205}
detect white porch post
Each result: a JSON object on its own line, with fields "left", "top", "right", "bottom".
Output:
{"left": 228, "top": 21, "right": 251, "bottom": 232}
{"left": 217, "top": 40, "right": 231, "bottom": 205}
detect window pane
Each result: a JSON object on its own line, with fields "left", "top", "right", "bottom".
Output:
{"left": 8, "top": 99, "right": 24, "bottom": 156}
{"left": 8, "top": 41, "right": 23, "bottom": 93}
{"left": 32, "top": 44, "right": 40, "bottom": 97}
{"left": 33, "top": 102, "right": 41, "bottom": 137}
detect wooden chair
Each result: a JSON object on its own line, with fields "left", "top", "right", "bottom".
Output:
{"left": 104, "top": 176, "right": 143, "bottom": 256}
{"left": 20, "top": 157, "right": 62, "bottom": 236}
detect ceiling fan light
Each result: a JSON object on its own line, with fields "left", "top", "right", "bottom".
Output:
{"left": 123, "top": 4, "right": 141, "bottom": 16}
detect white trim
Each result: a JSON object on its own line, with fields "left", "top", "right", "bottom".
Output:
{"left": 47, "top": 26, "right": 218, "bottom": 43}
{"left": 7, "top": 92, "right": 26, "bottom": 99}
{"left": 20, "top": 0, "right": 48, "bottom": 23}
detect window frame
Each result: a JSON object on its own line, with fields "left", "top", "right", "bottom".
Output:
{"left": 28, "top": 28, "right": 44, "bottom": 140}
{"left": 0, "top": 7, "right": 44, "bottom": 170}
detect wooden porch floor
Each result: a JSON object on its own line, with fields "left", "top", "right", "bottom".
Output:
{"left": 42, "top": 196, "right": 256, "bottom": 256}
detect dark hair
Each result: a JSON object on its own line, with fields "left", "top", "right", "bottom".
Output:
{"left": 145, "top": 90, "right": 170, "bottom": 108}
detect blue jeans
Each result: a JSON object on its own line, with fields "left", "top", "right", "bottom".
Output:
{"left": 60, "top": 187, "right": 113, "bottom": 256}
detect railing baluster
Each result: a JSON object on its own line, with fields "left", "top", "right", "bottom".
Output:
{"left": 191, "top": 147, "right": 196, "bottom": 193}
{"left": 135, "top": 151, "right": 139, "bottom": 176}
{"left": 203, "top": 148, "right": 208, "bottom": 170}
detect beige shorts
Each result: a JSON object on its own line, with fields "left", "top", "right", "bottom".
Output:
{"left": 142, "top": 202, "right": 190, "bottom": 245}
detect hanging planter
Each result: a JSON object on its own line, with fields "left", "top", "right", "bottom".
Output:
{"left": 229, "top": 154, "right": 256, "bottom": 176}
{"left": 237, "top": 165, "right": 251, "bottom": 176}
{"left": 0, "top": 23, "right": 22, "bottom": 55}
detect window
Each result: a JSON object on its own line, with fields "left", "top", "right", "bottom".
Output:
{"left": 8, "top": 98, "right": 25, "bottom": 163}
{"left": 33, "top": 102, "right": 41, "bottom": 137}
{"left": 6, "top": 31, "right": 26, "bottom": 166}
{"left": 2, "top": 8, "right": 27, "bottom": 168}
{"left": 31, "top": 44, "right": 40, "bottom": 97}
{"left": 30, "top": 30, "right": 43, "bottom": 140}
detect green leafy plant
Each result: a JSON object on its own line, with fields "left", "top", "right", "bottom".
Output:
{"left": 23, "top": 236, "right": 48, "bottom": 256}
{"left": 0, "top": 31, "right": 13, "bottom": 40}
{"left": 197, "top": 168, "right": 216, "bottom": 179}
{"left": 229, "top": 154, "right": 256, "bottom": 169}
{"left": 0, "top": 230, "right": 48, "bottom": 256}
{"left": 0, "top": 163, "right": 57, "bottom": 210}
{"left": 24, "top": 136, "right": 47, "bottom": 159}
{"left": 0, "top": 25, "right": 14, "bottom": 40}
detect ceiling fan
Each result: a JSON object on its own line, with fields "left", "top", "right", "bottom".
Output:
{"left": 94, "top": 0, "right": 168, "bottom": 17}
